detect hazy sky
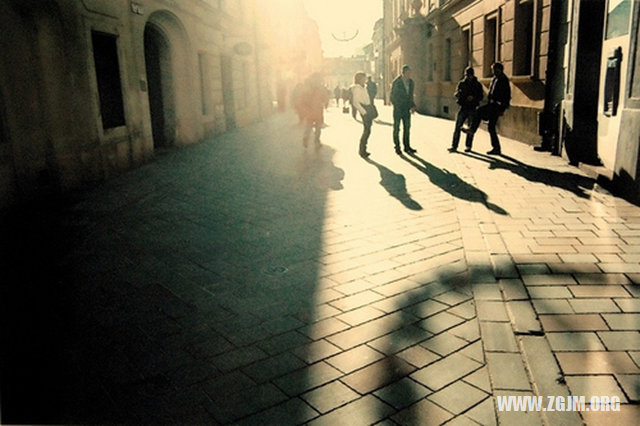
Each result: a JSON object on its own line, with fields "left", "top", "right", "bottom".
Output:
{"left": 303, "top": 0, "right": 383, "bottom": 57}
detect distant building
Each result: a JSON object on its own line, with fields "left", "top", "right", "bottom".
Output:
{"left": 323, "top": 56, "right": 370, "bottom": 91}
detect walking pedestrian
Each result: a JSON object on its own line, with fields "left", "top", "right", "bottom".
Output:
{"left": 334, "top": 85, "right": 341, "bottom": 107}
{"left": 366, "top": 76, "right": 378, "bottom": 104}
{"left": 466, "top": 62, "right": 511, "bottom": 155}
{"left": 449, "top": 66, "right": 483, "bottom": 152}
{"left": 352, "top": 72, "right": 375, "bottom": 158}
{"left": 390, "top": 65, "right": 417, "bottom": 154}
{"left": 299, "top": 73, "right": 329, "bottom": 149}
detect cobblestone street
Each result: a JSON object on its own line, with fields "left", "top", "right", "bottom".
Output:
{"left": 1, "top": 105, "right": 639, "bottom": 425}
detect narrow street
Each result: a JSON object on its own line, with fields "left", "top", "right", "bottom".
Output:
{"left": 1, "top": 104, "right": 638, "bottom": 425}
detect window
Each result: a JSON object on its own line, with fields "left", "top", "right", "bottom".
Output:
{"left": 484, "top": 14, "right": 499, "bottom": 77}
{"left": 92, "top": 31, "right": 125, "bottom": 129}
{"left": 444, "top": 38, "right": 452, "bottom": 81}
{"left": 606, "top": 0, "right": 631, "bottom": 39}
{"left": 461, "top": 25, "right": 471, "bottom": 67}
{"left": 514, "top": 0, "right": 535, "bottom": 76}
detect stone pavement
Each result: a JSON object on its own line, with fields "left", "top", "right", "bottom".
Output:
{"left": 1, "top": 104, "right": 638, "bottom": 425}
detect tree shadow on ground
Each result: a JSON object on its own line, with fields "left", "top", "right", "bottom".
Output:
{"left": 461, "top": 152, "right": 594, "bottom": 199}
{"left": 372, "top": 263, "right": 485, "bottom": 425}
{"left": 365, "top": 158, "right": 422, "bottom": 210}
{"left": 402, "top": 153, "right": 508, "bottom": 215}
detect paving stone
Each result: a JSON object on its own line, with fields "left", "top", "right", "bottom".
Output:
{"left": 325, "top": 344, "right": 385, "bottom": 374}
{"left": 308, "top": 395, "right": 394, "bottom": 426}
{"left": 420, "top": 332, "right": 470, "bottom": 356}
{"left": 546, "top": 332, "right": 606, "bottom": 351}
{"left": 528, "top": 286, "right": 573, "bottom": 299}
{"left": 419, "top": 311, "right": 466, "bottom": 334}
{"left": 521, "top": 274, "right": 577, "bottom": 286}
{"left": 330, "top": 290, "right": 385, "bottom": 312}
{"left": 548, "top": 262, "right": 602, "bottom": 273}
{"left": 391, "top": 398, "right": 454, "bottom": 425}
{"left": 240, "top": 352, "right": 306, "bottom": 384}
{"left": 480, "top": 322, "right": 518, "bottom": 352}
{"left": 235, "top": 398, "right": 319, "bottom": 425}
{"left": 411, "top": 352, "right": 482, "bottom": 391}
{"left": 336, "top": 305, "right": 386, "bottom": 326}
{"left": 602, "top": 313, "right": 640, "bottom": 330}
{"left": 295, "top": 339, "right": 343, "bottom": 364}
{"left": 273, "top": 362, "right": 343, "bottom": 397}
{"left": 396, "top": 345, "right": 441, "bottom": 368}
{"left": 367, "top": 324, "right": 431, "bottom": 355}
{"left": 499, "top": 279, "right": 529, "bottom": 301}
{"left": 539, "top": 314, "right": 609, "bottom": 331}
{"left": 485, "top": 352, "right": 531, "bottom": 391}
{"left": 614, "top": 297, "right": 640, "bottom": 312}
{"left": 568, "top": 298, "right": 621, "bottom": 313}
{"left": 300, "top": 317, "right": 351, "bottom": 340}
{"left": 565, "top": 375, "right": 628, "bottom": 402}
{"left": 463, "top": 366, "right": 492, "bottom": 393}
{"left": 428, "top": 381, "right": 488, "bottom": 415}
{"left": 373, "top": 377, "right": 431, "bottom": 410}
{"left": 464, "top": 397, "right": 496, "bottom": 426}
{"left": 257, "top": 330, "right": 312, "bottom": 356}
{"left": 494, "top": 391, "right": 543, "bottom": 426}
{"left": 556, "top": 352, "right": 640, "bottom": 374}
{"left": 341, "top": 355, "right": 415, "bottom": 394}
{"left": 404, "top": 299, "right": 450, "bottom": 319}
{"left": 580, "top": 404, "right": 640, "bottom": 426}
{"left": 446, "top": 300, "right": 476, "bottom": 319}
{"left": 326, "top": 311, "right": 406, "bottom": 350}
{"left": 204, "top": 382, "right": 288, "bottom": 424}
{"left": 568, "top": 285, "right": 631, "bottom": 298}
{"left": 301, "top": 380, "right": 360, "bottom": 414}
{"left": 597, "top": 331, "right": 640, "bottom": 350}
{"left": 573, "top": 273, "right": 631, "bottom": 285}
{"left": 476, "top": 300, "right": 510, "bottom": 322}
{"left": 615, "top": 374, "right": 640, "bottom": 402}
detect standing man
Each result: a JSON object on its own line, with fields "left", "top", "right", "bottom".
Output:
{"left": 391, "top": 65, "right": 417, "bottom": 154}
{"left": 467, "top": 62, "right": 511, "bottom": 155}
{"left": 366, "top": 76, "right": 378, "bottom": 104}
{"left": 449, "top": 66, "right": 483, "bottom": 152}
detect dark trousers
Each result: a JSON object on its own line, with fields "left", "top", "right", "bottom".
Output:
{"left": 451, "top": 107, "right": 477, "bottom": 149}
{"left": 471, "top": 103, "right": 502, "bottom": 151}
{"left": 393, "top": 112, "right": 411, "bottom": 150}
{"left": 359, "top": 114, "right": 373, "bottom": 154}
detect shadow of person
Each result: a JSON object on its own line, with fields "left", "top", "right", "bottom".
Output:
{"left": 295, "top": 145, "right": 345, "bottom": 191}
{"left": 402, "top": 153, "right": 508, "bottom": 215}
{"left": 365, "top": 157, "right": 422, "bottom": 210}
{"left": 461, "top": 152, "right": 594, "bottom": 199}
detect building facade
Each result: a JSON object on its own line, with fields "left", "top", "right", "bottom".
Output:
{"left": 0, "top": 0, "right": 321, "bottom": 208}
{"left": 555, "top": 0, "right": 640, "bottom": 201}
{"left": 383, "top": 0, "right": 552, "bottom": 143}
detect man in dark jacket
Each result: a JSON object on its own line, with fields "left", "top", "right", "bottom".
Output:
{"left": 467, "top": 62, "right": 511, "bottom": 155}
{"left": 449, "top": 66, "right": 484, "bottom": 152}
{"left": 390, "top": 65, "right": 417, "bottom": 154}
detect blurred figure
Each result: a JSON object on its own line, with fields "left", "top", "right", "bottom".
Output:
{"left": 334, "top": 85, "right": 341, "bottom": 107}
{"left": 299, "top": 73, "right": 329, "bottom": 148}
{"left": 449, "top": 66, "right": 483, "bottom": 152}
{"left": 366, "top": 76, "right": 377, "bottom": 104}
{"left": 390, "top": 65, "right": 417, "bottom": 154}
{"left": 291, "top": 82, "right": 305, "bottom": 124}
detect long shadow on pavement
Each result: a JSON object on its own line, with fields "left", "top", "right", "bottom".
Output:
{"left": 461, "top": 152, "right": 594, "bottom": 199}
{"left": 0, "top": 112, "right": 343, "bottom": 424}
{"left": 364, "top": 157, "right": 422, "bottom": 210}
{"left": 402, "top": 153, "right": 508, "bottom": 215}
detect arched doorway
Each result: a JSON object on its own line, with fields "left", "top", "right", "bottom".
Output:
{"left": 144, "top": 23, "right": 175, "bottom": 149}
